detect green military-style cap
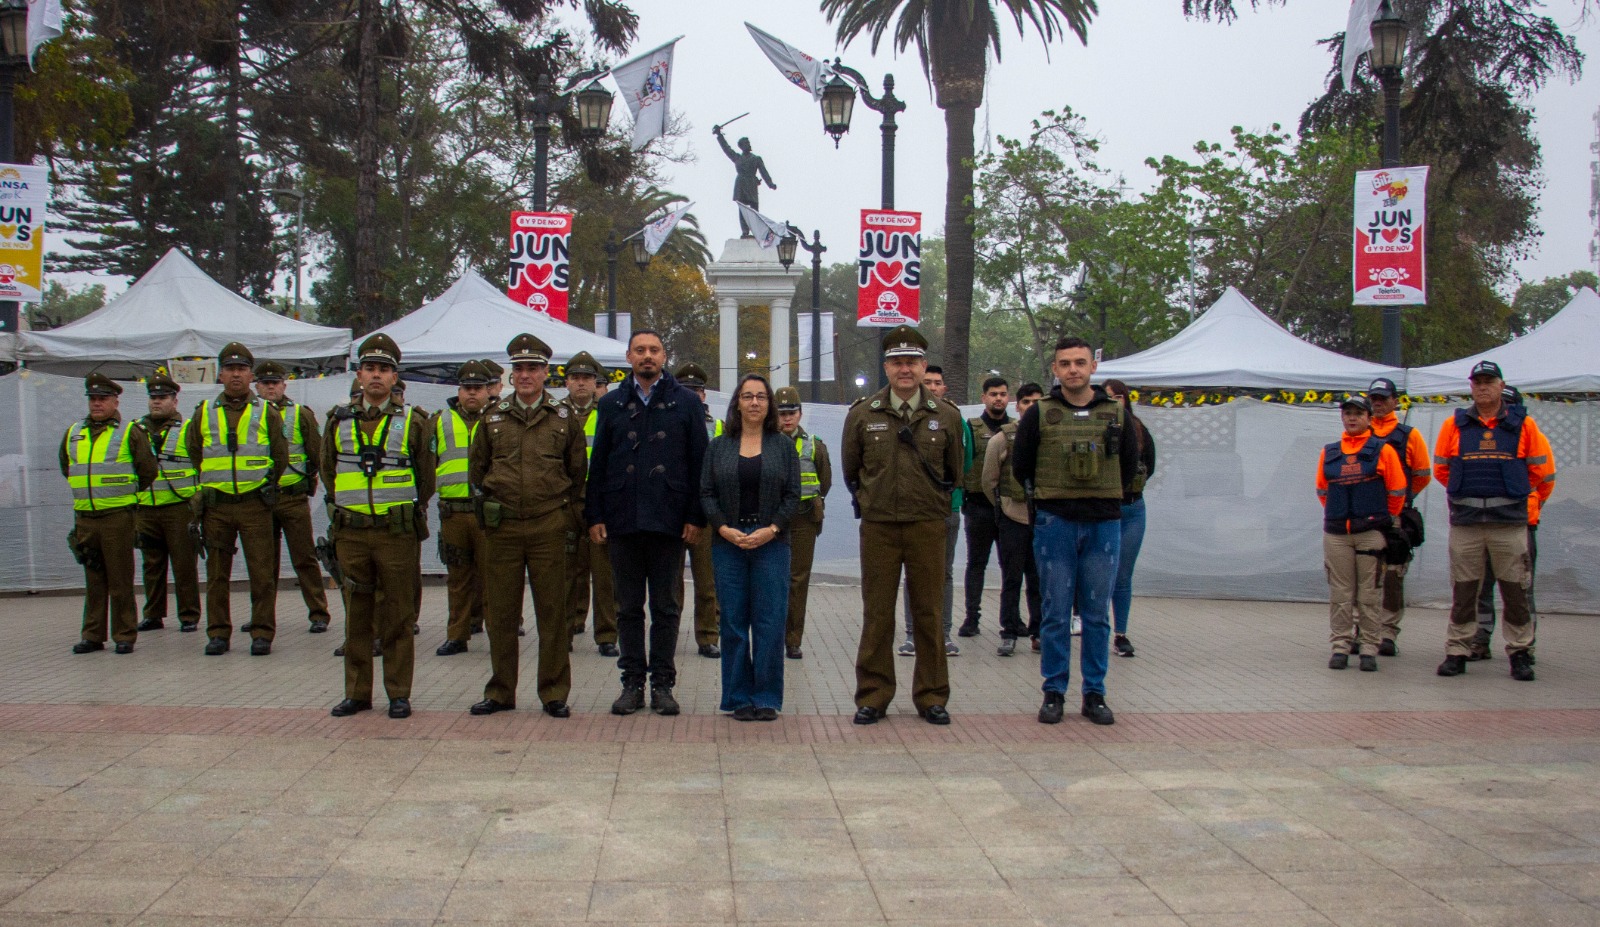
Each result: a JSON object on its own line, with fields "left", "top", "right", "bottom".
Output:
{"left": 145, "top": 372, "right": 180, "bottom": 396}
{"left": 481, "top": 358, "right": 504, "bottom": 377}
{"left": 456, "top": 360, "right": 494, "bottom": 386}
{"left": 565, "top": 351, "right": 604, "bottom": 379}
{"left": 218, "top": 341, "right": 254, "bottom": 367}
{"left": 774, "top": 386, "right": 802, "bottom": 411}
{"left": 357, "top": 333, "right": 402, "bottom": 367}
{"left": 881, "top": 325, "right": 927, "bottom": 359}
{"left": 675, "top": 363, "right": 709, "bottom": 388}
{"left": 85, "top": 372, "right": 122, "bottom": 397}
{"left": 507, "top": 333, "right": 552, "bottom": 364}
{"left": 254, "top": 360, "right": 288, "bottom": 382}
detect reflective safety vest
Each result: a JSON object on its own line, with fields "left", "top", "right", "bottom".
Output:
{"left": 278, "top": 401, "right": 310, "bottom": 489}
{"left": 197, "top": 398, "right": 273, "bottom": 495}
{"left": 1320, "top": 435, "right": 1391, "bottom": 535}
{"left": 706, "top": 414, "right": 724, "bottom": 440}
{"left": 1031, "top": 397, "right": 1124, "bottom": 501}
{"left": 794, "top": 432, "right": 819, "bottom": 500}
{"left": 433, "top": 408, "right": 479, "bottom": 499}
{"left": 1446, "top": 407, "right": 1531, "bottom": 524}
{"left": 579, "top": 405, "right": 598, "bottom": 461}
{"left": 998, "top": 424, "right": 1026, "bottom": 502}
{"left": 66, "top": 419, "right": 139, "bottom": 512}
{"left": 332, "top": 406, "right": 417, "bottom": 514}
{"left": 138, "top": 418, "right": 196, "bottom": 507}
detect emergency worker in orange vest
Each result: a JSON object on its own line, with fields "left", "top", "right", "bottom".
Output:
{"left": 1364, "top": 377, "right": 1431, "bottom": 656}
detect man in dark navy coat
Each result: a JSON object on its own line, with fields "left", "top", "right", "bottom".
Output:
{"left": 586, "top": 329, "right": 710, "bottom": 716}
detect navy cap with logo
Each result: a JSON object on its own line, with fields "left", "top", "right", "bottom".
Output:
{"left": 1502, "top": 385, "right": 1523, "bottom": 405}
{"left": 1366, "top": 377, "right": 1399, "bottom": 398}
{"left": 84, "top": 372, "right": 122, "bottom": 397}
{"left": 675, "top": 363, "right": 709, "bottom": 388}
{"left": 1469, "top": 360, "right": 1504, "bottom": 381}
{"left": 881, "top": 325, "right": 928, "bottom": 359}
{"left": 218, "top": 342, "right": 254, "bottom": 368}
{"left": 1340, "top": 394, "right": 1372, "bottom": 414}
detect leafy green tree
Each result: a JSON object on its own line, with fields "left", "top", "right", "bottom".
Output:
{"left": 28, "top": 282, "right": 107, "bottom": 330}
{"left": 1511, "top": 271, "right": 1598, "bottom": 335}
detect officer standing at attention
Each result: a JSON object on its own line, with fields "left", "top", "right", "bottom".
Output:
{"left": 562, "top": 351, "right": 619, "bottom": 657}
{"left": 844, "top": 326, "right": 965, "bottom": 726}
{"left": 432, "top": 360, "right": 494, "bottom": 656}
{"left": 673, "top": 362, "right": 723, "bottom": 659}
{"left": 252, "top": 361, "right": 330, "bottom": 634}
{"left": 958, "top": 376, "right": 1012, "bottom": 639}
{"left": 133, "top": 373, "right": 200, "bottom": 633}
{"left": 775, "top": 386, "right": 831, "bottom": 660}
{"left": 467, "top": 334, "right": 587, "bottom": 718}
{"left": 1433, "top": 360, "right": 1555, "bottom": 681}
{"left": 1364, "top": 377, "right": 1430, "bottom": 656}
{"left": 327, "top": 334, "right": 434, "bottom": 718}
{"left": 63, "top": 373, "right": 158, "bottom": 653}
{"left": 187, "top": 343, "right": 288, "bottom": 656}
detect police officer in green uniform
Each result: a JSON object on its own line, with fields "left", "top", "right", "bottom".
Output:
{"left": 252, "top": 361, "right": 331, "bottom": 633}
{"left": 562, "top": 351, "right": 619, "bottom": 656}
{"left": 327, "top": 334, "right": 434, "bottom": 719}
{"left": 134, "top": 373, "right": 200, "bottom": 633}
{"left": 62, "top": 373, "right": 158, "bottom": 653}
{"left": 467, "top": 334, "right": 588, "bottom": 717}
{"left": 187, "top": 343, "right": 289, "bottom": 655}
{"left": 433, "top": 360, "right": 494, "bottom": 655}
{"left": 843, "top": 326, "right": 965, "bottom": 725}
{"left": 673, "top": 362, "right": 722, "bottom": 658}
{"left": 482, "top": 359, "right": 505, "bottom": 400}
{"left": 775, "top": 386, "right": 831, "bottom": 660}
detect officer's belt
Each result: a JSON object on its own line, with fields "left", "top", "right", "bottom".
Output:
{"left": 1451, "top": 496, "right": 1522, "bottom": 509}
{"left": 438, "top": 499, "right": 476, "bottom": 514}
{"left": 73, "top": 507, "right": 131, "bottom": 519}
{"left": 276, "top": 483, "right": 312, "bottom": 498}
{"left": 139, "top": 500, "right": 191, "bottom": 510}
{"left": 210, "top": 488, "right": 264, "bottom": 504}
{"left": 331, "top": 508, "right": 410, "bottom": 530}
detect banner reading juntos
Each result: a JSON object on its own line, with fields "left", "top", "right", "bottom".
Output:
{"left": 0, "top": 164, "right": 47, "bottom": 304}
{"left": 1353, "top": 166, "right": 1428, "bottom": 307}
{"left": 857, "top": 209, "right": 921, "bottom": 328}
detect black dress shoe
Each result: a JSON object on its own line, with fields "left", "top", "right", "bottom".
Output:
{"left": 137, "top": 618, "right": 164, "bottom": 632}
{"left": 114, "top": 641, "right": 134, "bottom": 655}
{"left": 957, "top": 621, "right": 979, "bottom": 638}
{"left": 732, "top": 706, "right": 757, "bottom": 721}
{"left": 204, "top": 637, "right": 229, "bottom": 656}
{"left": 470, "top": 698, "right": 514, "bottom": 716}
{"left": 598, "top": 642, "right": 619, "bottom": 657}
{"left": 71, "top": 640, "right": 105, "bottom": 654}
{"left": 435, "top": 639, "right": 468, "bottom": 656}
{"left": 250, "top": 638, "right": 271, "bottom": 656}
{"left": 330, "top": 698, "right": 372, "bottom": 717}
{"left": 920, "top": 705, "right": 952, "bottom": 726}
{"left": 388, "top": 698, "right": 412, "bottom": 719}
{"left": 852, "top": 706, "right": 883, "bottom": 726}
{"left": 309, "top": 619, "right": 329, "bottom": 634}
{"left": 178, "top": 622, "right": 198, "bottom": 633}
{"left": 542, "top": 700, "right": 570, "bottom": 718}
{"left": 785, "top": 646, "right": 803, "bottom": 660}
{"left": 698, "top": 643, "right": 720, "bottom": 658}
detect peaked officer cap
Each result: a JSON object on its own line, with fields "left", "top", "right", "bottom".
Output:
{"left": 357, "top": 333, "right": 402, "bottom": 367}
{"left": 218, "top": 342, "right": 254, "bottom": 368}
{"left": 145, "top": 373, "right": 180, "bottom": 396}
{"left": 881, "top": 325, "right": 927, "bottom": 359}
{"left": 253, "top": 360, "right": 288, "bottom": 381}
{"left": 85, "top": 372, "right": 122, "bottom": 397}
{"left": 675, "top": 363, "right": 709, "bottom": 387}
{"left": 565, "top": 351, "right": 604, "bottom": 378}
{"left": 774, "top": 386, "right": 802, "bottom": 411}
{"left": 456, "top": 360, "right": 494, "bottom": 386}
{"left": 507, "top": 333, "right": 551, "bottom": 364}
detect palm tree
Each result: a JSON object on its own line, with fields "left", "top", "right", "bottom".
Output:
{"left": 822, "top": 0, "right": 1095, "bottom": 401}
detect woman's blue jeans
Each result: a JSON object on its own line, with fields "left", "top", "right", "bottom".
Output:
{"left": 1112, "top": 498, "right": 1147, "bottom": 635}
{"left": 713, "top": 535, "right": 791, "bottom": 711}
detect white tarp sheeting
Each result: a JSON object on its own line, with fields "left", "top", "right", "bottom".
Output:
{"left": 358, "top": 269, "right": 630, "bottom": 378}
{"left": 1095, "top": 286, "right": 1403, "bottom": 390}
{"left": 1406, "top": 287, "right": 1600, "bottom": 395}
{"left": 15, "top": 249, "right": 352, "bottom": 377}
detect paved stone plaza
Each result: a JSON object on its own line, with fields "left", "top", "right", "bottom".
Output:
{"left": 0, "top": 581, "right": 1595, "bottom": 926}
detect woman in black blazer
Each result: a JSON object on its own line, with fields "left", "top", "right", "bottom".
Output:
{"left": 699, "top": 373, "right": 801, "bottom": 720}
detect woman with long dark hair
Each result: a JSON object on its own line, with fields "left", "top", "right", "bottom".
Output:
{"left": 699, "top": 373, "right": 801, "bottom": 720}
{"left": 1102, "top": 379, "right": 1156, "bottom": 658}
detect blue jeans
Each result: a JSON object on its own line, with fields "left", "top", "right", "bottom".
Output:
{"left": 1112, "top": 498, "right": 1146, "bottom": 635}
{"left": 713, "top": 535, "right": 790, "bottom": 711}
{"left": 1033, "top": 511, "right": 1120, "bottom": 696}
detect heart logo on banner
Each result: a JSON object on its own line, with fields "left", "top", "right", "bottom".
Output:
{"left": 0, "top": 225, "right": 15, "bottom": 240}
{"left": 523, "top": 264, "right": 554, "bottom": 288}
{"left": 874, "top": 261, "right": 904, "bottom": 287}
{"left": 1380, "top": 228, "right": 1400, "bottom": 243}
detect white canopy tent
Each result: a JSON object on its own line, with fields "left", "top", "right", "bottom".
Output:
{"left": 14, "top": 249, "right": 352, "bottom": 378}
{"left": 359, "top": 269, "right": 629, "bottom": 378}
{"left": 1405, "top": 287, "right": 1600, "bottom": 395}
{"left": 1094, "top": 287, "right": 1402, "bottom": 390}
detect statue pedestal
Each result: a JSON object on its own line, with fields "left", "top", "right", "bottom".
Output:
{"left": 705, "top": 238, "right": 797, "bottom": 390}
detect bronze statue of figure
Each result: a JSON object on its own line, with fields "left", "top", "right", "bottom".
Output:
{"left": 714, "top": 126, "right": 776, "bottom": 238}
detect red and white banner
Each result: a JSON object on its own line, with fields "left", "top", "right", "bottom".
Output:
{"left": 1353, "top": 166, "right": 1427, "bottom": 306}
{"left": 857, "top": 209, "right": 921, "bottom": 328}
{"left": 508, "top": 211, "right": 571, "bottom": 321}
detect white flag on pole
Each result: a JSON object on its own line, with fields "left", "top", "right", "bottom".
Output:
{"left": 642, "top": 202, "right": 692, "bottom": 255}
{"left": 745, "top": 22, "right": 834, "bottom": 100}
{"left": 1341, "top": 0, "right": 1383, "bottom": 89}
{"left": 737, "top": 203, "right": 787, "bottom": 250}
{"left": 27, "top": 0, "right": 64, "bottom": 67}
{"left": 611, "top": 37, "right": 680, "bottom": 151}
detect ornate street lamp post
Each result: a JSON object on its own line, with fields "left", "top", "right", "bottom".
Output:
{"left": 1369, "top": 0, "right": 1410, "bottom": 367}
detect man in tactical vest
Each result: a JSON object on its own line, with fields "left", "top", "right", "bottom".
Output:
{"left": 957, "top": 376, "right": 1012, "bottom": 639}
{"left": 981, "top": 382, "right": 1044, "bottom": 657}
{"left": 326, "top": 334, "right": 434, "bottom": 718}
{"left": 843, "top": 326, "right": 965, "bottom": 726}
{"left": 674, "top": 362, "right": 722, "bottom": 659}
{"left": 1012, "top": 336, "right": 1140, "bottom": 726}
{"left": 134, "top": 373, "right": 200, "bottom": 633}
{"left": 1364, "top": 377, "right": 1431, "bottom": 656}
{"left": 1316, "top": 395, "right": 1408, "bottom": 672}
{"left": 62, "top": 373, "right": 158, "bottom": 654}
{"left": 1433, "top": 361, "right": 1555, "bottom": 681}
{"left": 467, "top": 334, "right": 588, "bottom": 718}
{"left": 775, "top": 386, "right": 832, "bottom": 660}
{"left": 187, "top": 343, "right": 289, "bottom": 656}
{"left": 562, "top": 351, "right": 619, "bottom": 657}
{"left": 252, "top": 361, "right": 330, "bottom": 634}
{"left": 433, "top": 360, "right": 494, "bottom": 656}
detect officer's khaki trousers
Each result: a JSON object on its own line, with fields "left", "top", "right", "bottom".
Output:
{"left": 272, "top": 492, "right": 329, "bottom": 625}
{"left": 439, "top": 509, "right": 485, "bottom": 643}
{"left": 1446, "top": 522, "right": 1533, "bottom": 656}
{"left": 1324, "top": 530, "right": 1385, "bottom": 656}
{"left": 336, "top": 525, "right": 419, "bottom": 701}
{"left": 136, "top": 502, "right": 200, "bottom": 625}
{"left": 77, "top": 508, "right": 138, "bottom": 644}
{"left": 483, "top": 512, "right": 573, "bottom": 705}
{"left": 203, "top": 497, "right": 279, "bottom": 641}
{"left": 856, "top": 519, "right": 950, "bottom": 712}
{"left": 785, "top": 506, "right": 822, "bottom": 651}
{"left": 675, "top": 530, "right": 720, "bottom": 646}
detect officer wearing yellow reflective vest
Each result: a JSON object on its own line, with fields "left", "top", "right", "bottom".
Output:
{"left": 252, "top": 361, "right": 330, "bottom": 634}
{"left": 62, "top": 373, "right": 158, "bottom": 654}
{"left": 186, "top": 343, "right": 289, "bottom": 656}
{"left": 775, "top": 386, "right": 831, "bottom": 660}
{"left": 134, "top": 372, "right": 200, "bottom": 634}
{"left": 674, "top": 362, "right": 722, "bottom": 659}
{"left": 326, "top": 334, "right": 434, "bottom": 719}
{"left": 433, "top": 359, "right": 493, "bottom": 656}
{"left": 562, "top": 350, "right": 618, "bottom": 657}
